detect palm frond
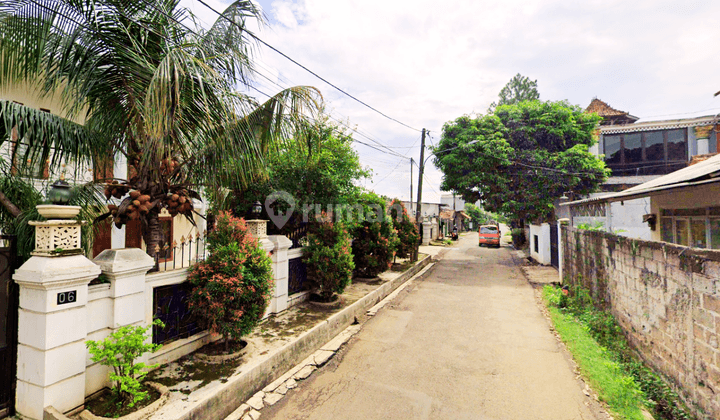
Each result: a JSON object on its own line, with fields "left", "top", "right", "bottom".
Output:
{"left": 0, "top": 100, "right": 109, "bottom": 172}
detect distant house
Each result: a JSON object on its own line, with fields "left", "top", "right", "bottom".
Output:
{"left": 396, "top": 200, "right": 443, "bottom": 222}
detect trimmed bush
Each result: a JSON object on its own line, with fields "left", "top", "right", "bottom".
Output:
{"left": 304, "top": 218, "right": 354, "bottom": 300}
{"left": 188, "top": 212, "right": 273, "bottom": 351}
{"left": 389, "top": 198, "right": 419, "bottom": 260}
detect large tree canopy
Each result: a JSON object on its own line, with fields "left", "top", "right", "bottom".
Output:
{"left": 434, "top": 100, "right": 608, "bottom": 223}
{"left": 487, "top": 73, "right": 540, "bottom": 113}
{"left": 0, "top": 0, "right": 320, "bottom": 256}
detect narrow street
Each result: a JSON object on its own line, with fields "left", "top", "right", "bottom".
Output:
{"left": 264, "top": 234, "right": 604, "bottom": 420}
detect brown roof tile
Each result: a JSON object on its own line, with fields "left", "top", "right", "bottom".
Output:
{"left": 689, "top": 153, "right": 719, "bottom": 166}
{"left": 585, "top": 98, "right": 630, "bottom": 117}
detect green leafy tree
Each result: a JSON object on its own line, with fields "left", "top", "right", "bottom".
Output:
{"left": 227, "top": 117, "right": 370, "bottom": 229}
{"left": 351, "top": 192, "right": 399, "bottom": 277}
{"left": 0, "top": 0, "right": 320, "bottom": 258}
{"left": 464, "top": 202, "right": 505, "bottom": 226}
{"left": 434, "top": 100, "right": 608, "bottom": 225}
{"left": 487, "top": 73, "right": 540, "bottom": 113}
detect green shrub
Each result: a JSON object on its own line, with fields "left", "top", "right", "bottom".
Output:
{"left": 389, "top": 198, "right": 419, "bottom": 260}
{"left": 86, "top": 320, "right": 163, "bottom": 407}
{"left": 349, "top": 193, "right": 399, "bottom": 277}
{"left": 352, "top": 218, "right": 399, "bottom": 277}
{"left": 577, "top": 222, "right": 605, "bottom": 231}
{"left": 304, "top": 217, "right": 354, "bottom": 300}
{"left": 188, "top": 212, "right": 273, "bottom": 351}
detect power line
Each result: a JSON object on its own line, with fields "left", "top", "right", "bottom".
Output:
{"left": 248, "top": 85, "right": 411, "bottom": 160}
{"left": 510, "top": 160, "right": 605, "bottom": 178}
{"left": 372, "top": 159, "right": 405, "bottom": 187}
{"left": 194, "top": 0, "right": 423, "bottom": 133}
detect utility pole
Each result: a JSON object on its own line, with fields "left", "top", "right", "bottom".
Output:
{"left": 415, "top": 128, "right": 426, "bottom": 255}
{"left": 409, "top": 158, "right": 413, "bottom": 219}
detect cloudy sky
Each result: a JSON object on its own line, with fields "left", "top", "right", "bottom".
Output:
{"left": 183, "top": 0, "right": 720, "bottom": 203}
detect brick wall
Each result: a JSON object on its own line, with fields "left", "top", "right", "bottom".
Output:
{"left": 562, "top": 226, "right": 720, "bottom": 418}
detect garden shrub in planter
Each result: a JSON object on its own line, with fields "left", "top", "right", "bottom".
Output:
{"left": 347, "top": 192, "right": 399, "bottom": 278}
{"left": 188, "top": 212, "right": 273, "bottom": 353}
{"left": 389, "top": 198, "right": 419, "bottom": 260}
{"left": 85, "top": 320, "right": 164, "bottom": 411}
{"left": 352, "top": 219, "right": 399, "bottom": 277}
{"left": 304, "top": 218, "right": 354, "bottom": 301}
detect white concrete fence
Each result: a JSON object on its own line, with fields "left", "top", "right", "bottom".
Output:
{"left": 13, "top": 228, "right": 302, "bottom": 419}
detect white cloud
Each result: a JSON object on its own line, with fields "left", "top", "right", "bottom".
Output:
{"left": 182, "top": 0, "right": 720, "bottom": 203}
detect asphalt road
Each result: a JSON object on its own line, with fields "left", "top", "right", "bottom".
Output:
{"left": 264, "top": 234, "right": 604, "bottom": 420}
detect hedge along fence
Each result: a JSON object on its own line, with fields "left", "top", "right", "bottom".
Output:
{"left": 561, "top": 225, "right": 720, "bottom": 419}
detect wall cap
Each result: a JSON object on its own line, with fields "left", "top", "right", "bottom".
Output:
{"left": 94, "top": 248, "right": 155, "bottom": 274}
{"left": 13, "top": 255, "right": 100, "bottom": 289}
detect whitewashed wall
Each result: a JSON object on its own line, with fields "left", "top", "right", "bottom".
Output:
{"left": 529, "top": 223, "right": 551, "bottom": 265}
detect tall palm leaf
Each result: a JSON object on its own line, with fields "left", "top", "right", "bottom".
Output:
{"left": 0, "top": 0, "right": 321, "bottom": 257}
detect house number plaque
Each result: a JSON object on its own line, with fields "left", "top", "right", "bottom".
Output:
{"left": 57, "top": 290, "right": 77, "bottom": 305}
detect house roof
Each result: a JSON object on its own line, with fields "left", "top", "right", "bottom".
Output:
{"left": 585, "top": 98, "right": 631, "bottom": 117}
{"left": 563, "top": 153, "right": 720, "bottom": 207}
{"left": 439, "top": 209, "right": 454, "bottom": 219}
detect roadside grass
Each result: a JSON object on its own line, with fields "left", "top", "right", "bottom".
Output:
{"left": 543, "top": 286, "right": 646, "bottom": 420}
{"left": 542, "top": 284, "right": 695, "bottom": 420}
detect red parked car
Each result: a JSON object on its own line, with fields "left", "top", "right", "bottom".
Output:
{"left": 478, "top": 224, "right": 501, "bottom": 248}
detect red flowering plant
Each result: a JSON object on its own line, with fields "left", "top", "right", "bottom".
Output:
{"left": 188, "top": 212, "right": 273, "bottom": 353}
{"left": 351, "top": 193, "right": 400, "bottom": 278}
{"left": 304, "top": 214, "right": 354, "bottom": 302}
{"left": 389, "top": 198, "right": 419, "bottom": 260}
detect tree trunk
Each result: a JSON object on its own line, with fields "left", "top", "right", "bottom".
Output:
{"left": 0, "top": 190, "right": 21, "bottom": 218}
{"left": 142, "top": 211, "right": 162, "bottom": 260}
{"left": 225, "top": 335, "right": 230, "bottom": 353}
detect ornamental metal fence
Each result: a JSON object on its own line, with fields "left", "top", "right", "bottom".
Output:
{"left": 152, "top": 230, "right": 208, "bottom": 272}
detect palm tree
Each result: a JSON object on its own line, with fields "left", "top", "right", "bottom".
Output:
{"left": 0, "top": 0, "right": 320, "bottom": 257}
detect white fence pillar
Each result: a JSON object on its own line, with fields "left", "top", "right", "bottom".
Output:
{"left": 263, "top": 236, "right": 292, "bottom": 317}
{"left": 94, "top": 248, "right": 155, "bottom": 329}
{"left": 422, "top": 220, "right": 432, "bottom": 245}
{"left": 558, "top": 218, "right": 569, "bottom": 283}
{"left": 89, "top": 249, "right": 155, "bottom": 394}
{"left": 13, "top": 255, "right": 100, "bottom": 419}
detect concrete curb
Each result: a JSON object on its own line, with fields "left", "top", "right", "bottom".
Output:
{"left": 171, "top": 253, "right": 434, "bottom": 420}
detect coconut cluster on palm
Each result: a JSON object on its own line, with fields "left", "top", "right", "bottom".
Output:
{"left": 104, "top": 157, "right": 195, "bottom": 228}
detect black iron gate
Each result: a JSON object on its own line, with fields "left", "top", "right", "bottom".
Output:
{"left": 0, "top": 236, "right": 18, "bottom": 418}
{"left": 152, "top": 282, "right": 202, "bottom": 345}
{"left": 549, "top": 222, "right": 559, "bottom": 269}
{"left": 288, "top": 257, "right": 307, "bottom": 295}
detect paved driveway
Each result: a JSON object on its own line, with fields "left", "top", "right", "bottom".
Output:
{"left": 264, "top": 236, "right": 603, "bottom": 420}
